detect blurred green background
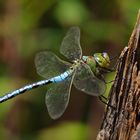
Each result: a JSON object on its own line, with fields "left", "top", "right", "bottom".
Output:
{"left": 0, "top": 0, "right": 139, "bottom": 140}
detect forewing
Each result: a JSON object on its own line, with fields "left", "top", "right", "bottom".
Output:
{"left": 35, "top": 51, "right": 71, "bottom": 79}
{"left": 73, "top": 63, "right": 106, "bottom": 96}
{"left": 45, "top": 72, "right": 75, "bottom": 119}
{"left": 60, "top": 26, "right": 82, "bottom": 61}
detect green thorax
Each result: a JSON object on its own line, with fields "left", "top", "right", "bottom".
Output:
{"left": 82, "top": 52, "right": 110, "bottom": 76}
{"left": 82, "top": 56, "right": 97, "bottom": 75}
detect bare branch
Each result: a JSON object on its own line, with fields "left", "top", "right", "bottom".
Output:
{"left": 97, "top": 10, "right": 140, "bottom": 140}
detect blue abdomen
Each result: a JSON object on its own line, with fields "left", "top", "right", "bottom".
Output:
{"left": 50, "top": 70, "right": 72, "bottom": 83}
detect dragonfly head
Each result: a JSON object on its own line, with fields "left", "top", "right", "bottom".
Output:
{"left": 93, "top": 52, "right": 110, "bottom": 68}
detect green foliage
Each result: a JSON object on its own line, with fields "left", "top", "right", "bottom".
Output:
{"left": 37, "top": 122, "right": 89, "bottom": 140}
{"left": 53, "top": 0, "right": 89, "bottom": 25}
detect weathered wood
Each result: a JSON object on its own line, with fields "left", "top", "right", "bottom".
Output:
{"left": 97, "top": 10, "right": 140, "bottom": 140}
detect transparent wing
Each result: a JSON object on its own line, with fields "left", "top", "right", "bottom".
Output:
{"left": 45, "top": 72, "right": 75, "bottom": 119}
{"left": 35, "top": 51, "right": 71, "bottom": 79}
{"left": 73, "top": 63, "right": 106, "bottom": 96}
{"left": 60, "top": 26, "right": 82, "bottom": 61}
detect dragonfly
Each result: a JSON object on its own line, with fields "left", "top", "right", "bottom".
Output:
{"left": 0, "top": 27, "right": 111, "bottom": 119}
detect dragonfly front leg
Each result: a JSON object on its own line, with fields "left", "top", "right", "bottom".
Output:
{"left": 98, "top": 67, "right": 115, "bottom": 73}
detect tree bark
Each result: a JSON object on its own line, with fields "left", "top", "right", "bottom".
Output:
{"left": 97, "top": 10, "right": 140, "bottom": 140}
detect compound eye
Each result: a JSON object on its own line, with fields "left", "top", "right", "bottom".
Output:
{"left": 95, "top": 57, "right": 101, "bottom": 63}
{"left": 102, "top": 52, "right": 108, "bottom": 58}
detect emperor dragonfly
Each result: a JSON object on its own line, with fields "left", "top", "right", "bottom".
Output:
{"left": 0, "top": 27, "right": 111, "bottom": 119}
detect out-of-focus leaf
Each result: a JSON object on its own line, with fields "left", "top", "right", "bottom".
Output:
{"left": 53, "top": 0, "right": 89, "bottom": 25}
{"left": 119, "top": 0, "right": 140, "bottom": 26}
{"left": 2, "top": 0, "right": 57, "bottom": 35}
{"left": 83, "top": 21, "right": 126, "bottom": 44}
{"left": 19, "top": 28, "right": 63, "bottom": 57}
{"left": 37, "top": 122, "right": 89, "bottom": 140}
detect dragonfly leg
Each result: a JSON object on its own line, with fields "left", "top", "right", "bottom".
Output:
{"left": 99, "top": 67, "right": 116, "bottom": 73}
{"left": 100, "top": 95, "right": 107, "bottom": 100}
{"left": 105, "top": 80, "right": 115, "bottom": 84}
{"left": 97, "top": 73, "right": 114, "bottom": 84}
{"left": 104, "top": 76, "right": 126, "bottom": 84}
{"left": 99, "top": 95, "right": 116, "bottom": 109}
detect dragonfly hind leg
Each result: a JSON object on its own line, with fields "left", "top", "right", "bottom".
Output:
{"left": 99, "top": 95, "right": 116, "bottom": 109}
